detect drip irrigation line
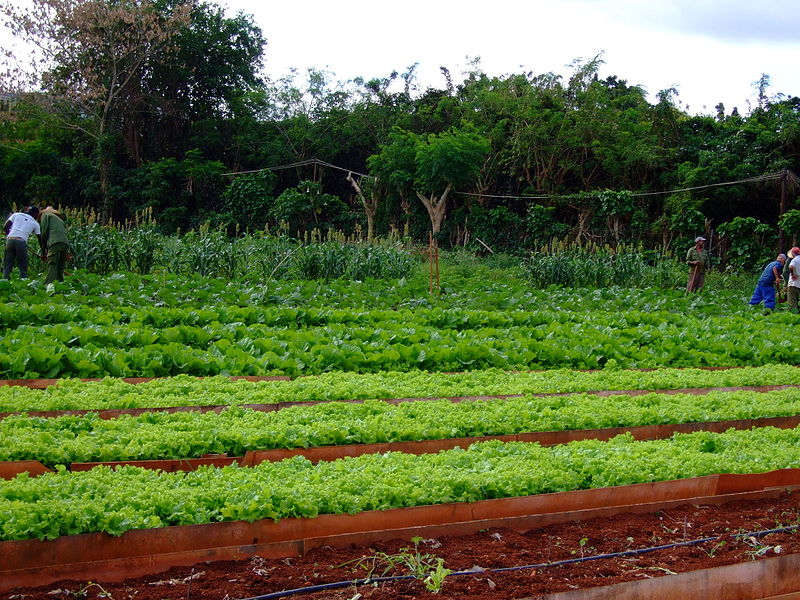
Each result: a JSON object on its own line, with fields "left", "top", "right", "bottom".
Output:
{"left": 236, "top": 523, "right": 800, "bottom": 600}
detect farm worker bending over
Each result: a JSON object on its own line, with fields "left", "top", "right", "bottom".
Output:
{"left": 686, "top": 236, "right": 711, "bottom": 292}
{"left": 787, "top": 247, "right": 800, "bottom": 313}
{"left": 39, "top": 206, "right": 70, "bottom": 284}
{"left": 3, "top": 206, "right": 41, "bottom": 279}
{"left": 749, "top": 253, "right": 786, "bottom": 313}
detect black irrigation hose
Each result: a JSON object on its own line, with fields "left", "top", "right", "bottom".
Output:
{"left": 238, "top": 523, "right": 800, "bottom": 600}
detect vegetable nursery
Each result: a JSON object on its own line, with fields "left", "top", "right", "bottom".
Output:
{"left": 3, "top": 261, "right": 800, "bottom": 600}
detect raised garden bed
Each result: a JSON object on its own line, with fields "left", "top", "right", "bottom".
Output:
{"left": 5, "top": 413, "right": 800, "bottom": 480}
{"left": 3, "top": 471, "right": 800, "bottom": 598}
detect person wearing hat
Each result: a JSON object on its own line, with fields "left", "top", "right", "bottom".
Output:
{"left": 781, "top": 247, "right": 796, "bottom": 289}
{"left": 686, "top": 236, "right": 711, "bottom": 292}
{"left": 3, "top": 206, "right": 41, "bottom": 279}
{"left": 38, "top": 206, "right": 69, "bottom": 284}
{"left": 787, "top": 247, "right": 800, "bottom": 313}
{"left": 749, "top": 253, "right": 787, "bottom": 313}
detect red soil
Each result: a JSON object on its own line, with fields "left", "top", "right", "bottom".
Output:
{"left": 6, "top": 492, "right": 800, "bottom": 600}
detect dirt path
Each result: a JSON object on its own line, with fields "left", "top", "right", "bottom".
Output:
{"left": 6, "top": 492, "right": 800, "bottom": 600}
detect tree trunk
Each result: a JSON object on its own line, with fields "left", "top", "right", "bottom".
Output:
{"left": 347, "top": 172, "right": 378, "bottom": 242}
{"left": 99, "top": 150, "right": 113, "bottom": 223}
{"left": 417, "top": 184, "right": 451, "bottom": 235}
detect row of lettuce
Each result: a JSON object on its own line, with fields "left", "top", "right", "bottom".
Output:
{"left": 2, "top": 366, "right": 796, "bottom": 412}
{"left": 2, "top": 426, "right": 799, "bottom": 541}
{"left": 2, "top": 388, "right": 800, "bottom": 466}
{"left": 0, "top": 270, "right": 758, "bottom": 315}
{"left": 0, "top": 266, "right": 787, "bottom": 379}
{"left": 0, "top": 311, "right": 791, "bottom": 378}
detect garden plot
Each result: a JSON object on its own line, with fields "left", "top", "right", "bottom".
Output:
{"left": 2, "top": 273, "right": 800, "bottom": 598}
{"left": 5, "top": 492, "right": 800, "bottom": 600}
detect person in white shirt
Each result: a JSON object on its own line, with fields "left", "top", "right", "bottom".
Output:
{"left": 787, "top": 246, "right": 800, "bottom": 313}
{"left": 3, "top": 206, "right": 41, "bottom": 279}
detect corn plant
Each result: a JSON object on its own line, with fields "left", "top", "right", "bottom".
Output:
{"left": 524, "top": 243, "right": 685, "bottom": 289}
{"left": 69, "top": 224, "right": 125, "bottom": 275}
{"left": 119, "top": 225, "right": 164, "bottom": 275}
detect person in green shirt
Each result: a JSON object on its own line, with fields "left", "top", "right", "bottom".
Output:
{"left": 686, "top": 236, "right": 711, "bottom": 292}
{"left": 39, "top": 206, "right": 69, "bottom": 284}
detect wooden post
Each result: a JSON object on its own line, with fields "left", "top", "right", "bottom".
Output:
{"left": 429, "top": 231, "right": 434, "bottom": 294}
{"left": 780, "top": 169, "right": 788, "bottom": 252}
{"left": 434, "top": 236, "right": 440, "bottom": 291}
{"left": 428, "top": 231, "right": 440, "bottom": 294}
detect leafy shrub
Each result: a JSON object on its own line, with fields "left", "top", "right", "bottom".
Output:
{"left": 717, "top": 216, "right": 773, "bottom": 270}
{"left": 271, "top": 180, "right": 350, "bottom": 236}
{"left": 219, "top": 170, "right": 277, "bottom": 231}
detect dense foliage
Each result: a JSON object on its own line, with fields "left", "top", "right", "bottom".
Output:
{"left": 2, "top": 365, "right": 796, "bottom": 412}
{"left": 1, "top": 1, "right": 798, "bottom": 258}
{"left": 4, "top": 426, "right": 800, "bottom": 541}
{"left": 0, "top": 265, "right": 795, "bottom": 378}
{"left": 4, "top": 388, "right": 800, "bottom": 466}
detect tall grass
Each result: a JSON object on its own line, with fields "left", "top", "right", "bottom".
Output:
{"left": 66, "top": 224, "right": 415, "bottom": 281}
{"left": 524, "top": 243, "right": 687, "bottom": 289}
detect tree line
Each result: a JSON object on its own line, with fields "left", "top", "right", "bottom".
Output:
{"left": 1, "top": 0, "right": 799, "bottom": 264}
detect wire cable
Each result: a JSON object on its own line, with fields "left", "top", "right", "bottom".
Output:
{"left": 223, "top": 158, "right": 788, "bottom": 204}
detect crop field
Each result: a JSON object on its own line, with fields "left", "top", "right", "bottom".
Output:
{"left": 2, "top": 260, "right": 800, "bottom": 598}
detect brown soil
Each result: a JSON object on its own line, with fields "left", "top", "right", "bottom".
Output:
{"left": 6, "top": 492, "right": 800, "bottom": 600}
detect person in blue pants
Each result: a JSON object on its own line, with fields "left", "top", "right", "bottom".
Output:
{"left": 749, "top": 253, "right": 787, "bottom": 313}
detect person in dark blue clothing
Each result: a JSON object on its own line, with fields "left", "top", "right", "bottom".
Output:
{"left": 749, "top": 253, "right": 787, "bottom": 313}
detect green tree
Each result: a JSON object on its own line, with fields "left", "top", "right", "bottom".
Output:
{"left": 717, "top": 216, "right": 773, "bottom": 270}
{"left": 368, "top": 125, "right": 490, "bottom": 240}
{"left": 128, "top": 0, "right": 266, "bottom": 163}
{"left": 0, "top": 0, "right": 192, "bottom": 219}
{"left": 271, "top": 180, "right": 349, "bottom": 236}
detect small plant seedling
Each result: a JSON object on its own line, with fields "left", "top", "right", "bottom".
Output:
{"left": 702, "top": 539, "right": 726, "bottom": 558}
{"left": 71, "top": 582, "right": 114, "bottom": 599}
{"left": 338, "top": 537, "right": 452, "bottom": 593}
{"left": 742, "top": 535, "right": 779, "bottom": 560}
{"left": 570, "top": 537, "right": 590, "bottom": 558}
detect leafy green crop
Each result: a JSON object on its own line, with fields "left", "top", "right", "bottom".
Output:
{"left": 0, "top": 304, "right": 796, "bottom": 378}
{"left": 3, "top": 426, "right": 800, "bottom": 541}
{"left": 2, "top": 365, "right": 798, "bottom": 413}
{"left": 4, "top": 388, "right": 800, "bottom": 466}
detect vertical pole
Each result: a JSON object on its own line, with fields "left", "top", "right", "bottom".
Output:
{"left": 780, "top": 169, "right": 788, "bottom": 252}
{"left": 435, "top": 237, "right": 440, "bottom": 291}
{"left": 429, "top": 231, "right": 434, "bottom": 294}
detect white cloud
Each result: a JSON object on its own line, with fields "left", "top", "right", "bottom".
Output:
{"left": 223, "top": 0, "right": 798, "bottom": 114}
{"left": 2, "top": 0, "right": 796, "bottom": 115}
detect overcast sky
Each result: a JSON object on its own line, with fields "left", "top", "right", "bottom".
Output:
{"left": 220, "top": 0, "right": 800, "bottom": 115}
{"left": 1, "top": 0, "right": 797, "bottom": 115}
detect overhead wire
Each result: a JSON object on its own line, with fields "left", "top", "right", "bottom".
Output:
{"left": 222, "top": 159, "right": 370, "bottom": 179}
{"left": 223, "top": 158, "right": 788, "bottom": 201}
